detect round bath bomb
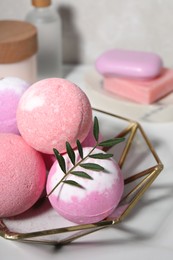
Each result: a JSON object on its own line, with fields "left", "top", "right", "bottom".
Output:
{"left": 0, "top": 77, "right": 30, "bottom": 134}
{"left": 17, "top": 78, "right": 92, "bottom": 154}
{"left": 0, "top": 133, "right": 46, "bottom": 217}
{"left": 46, "top": 147, "right": 124, "bottom": 224}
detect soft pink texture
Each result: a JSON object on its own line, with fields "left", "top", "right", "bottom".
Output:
{"left": 0, "top": 77, "right": 29, "bottom": 134}
{"left": 82, "top": 122, "right": 103, "bottom": 147}
{"left": 104, "top": 68, "right": 173, "bottom": 104}
{"left": 43, "top": 123, "right": 103, "bottom": 170}
{"left": 17, "top": 78, "right": 92, "bottom": 154}
{"left": 0, "top": 91, "right": 20, "bottom": 121}
{"left": 42, "top": 153, "right": 56, "bottom": 170}
{"left": 49, "top": 184, "right": 122, "bottom": 224}
{"left": 95, "top": 49, "right": 163, "bottom": 79}
{"left": 47, "top": 147, "right": 124, "bottom": 224}
{"left": 0, "top": 133, "right": 46, "bottom": 217}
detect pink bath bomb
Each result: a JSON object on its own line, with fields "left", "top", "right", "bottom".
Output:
{"left": 82, "top": 122, "right": 103, "bottom": 147}
{"left": 42, "top": 153, "right": 56, "bottom": 170}
{"left": 0, "top": 133, "right": 46, "bottom": 217}
{"left": 46, "top": 147, "right": 124, "bottom": 224}
{"left": 17, "top": 78, "right": 92, "bottom": 154}
{"left": 0, "top": 77, "right": 30, "bottom": 134}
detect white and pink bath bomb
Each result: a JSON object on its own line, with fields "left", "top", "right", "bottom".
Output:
{"left": 0, "top": 77, "right": 30, "bottom": 134}
{"left": 17, "top": 78, "right": 92, "bottom": 154}
{"left": 0, "top": 133, "right": 46, "bottom": 217}
{"left": 46, "top": 147, "right": 124, "bottom": 224}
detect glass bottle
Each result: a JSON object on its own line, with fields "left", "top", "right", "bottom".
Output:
{"left": 26, "top": 0, "right": 62, "bottom": 79}
{"left": 0, "top": 20, "right": 37, "bottom": 84}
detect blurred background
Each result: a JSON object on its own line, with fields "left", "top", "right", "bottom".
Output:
{"left": 1, "top": 0, "right": 173, "bottom": 66}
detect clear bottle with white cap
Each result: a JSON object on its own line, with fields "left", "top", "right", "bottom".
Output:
{"left": 26, "top": 0, "right": 62, "bottom": 79}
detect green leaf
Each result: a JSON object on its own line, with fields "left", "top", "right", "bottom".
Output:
{"left": 89, "top": 153, "right": 113, "bottom": 159}
{"left": 66, "top": 141, "right": 75, "bottom": 165}
{"left": 53, "top": 148, "right": 66, "bottom": 173}
{"left": 76, "top": 139, "right": 83, "bottom": 159}
{"left": 80, "top": 163, "right": 104, "bottom": 171}
{"left": 98, "top": 137, "right": 125, "bottom": 147}
{"left": 71, "top": 171, "right": 93, "bottom": 180}
{"left": 63, "top": 180, "right": 85, "bottom": 189}
{"left": 49, "top": 117, "right": 126, "bottom": 195}
{"left": 93, "top": 116, "right": 99, "bottom": 142}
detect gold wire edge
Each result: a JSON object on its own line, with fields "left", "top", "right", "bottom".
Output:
{"left": 0, "top": 108, "right": 164, "bottom": 245}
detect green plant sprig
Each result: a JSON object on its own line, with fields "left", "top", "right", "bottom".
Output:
{"left": 47, "top": 116, "right": 125, "bottom": 197}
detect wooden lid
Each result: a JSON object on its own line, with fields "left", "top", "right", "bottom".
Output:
{"left": 0, "top": 20, "right": 38, "bottom": 64}
{"left": 32, "top": 0, "right": 51, "bottom": 7}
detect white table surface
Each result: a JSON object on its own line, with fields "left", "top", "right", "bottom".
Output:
{"left": 1, "top": 65, "right": 173, "bottom": 259}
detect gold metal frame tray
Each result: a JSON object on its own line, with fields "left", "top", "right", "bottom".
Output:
{"left": 0, "top": 108, "right": 163, "bottom": 246}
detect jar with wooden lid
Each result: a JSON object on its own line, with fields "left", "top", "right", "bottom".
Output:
{"left": 0, "top": 20, "right": 38, "bottom": 83}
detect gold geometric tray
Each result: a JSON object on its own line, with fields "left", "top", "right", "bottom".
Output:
{"left": 0, "top": 108, "right": 164, "bottom": 246}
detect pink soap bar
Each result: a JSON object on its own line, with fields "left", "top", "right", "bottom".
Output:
{"left": 103, "top": 68, "right": 173, "bottom": 104}
{"left": 95, "top": 49, "right": 163, "bottom": 79}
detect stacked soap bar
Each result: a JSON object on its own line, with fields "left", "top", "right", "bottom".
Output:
{"left": 95, "top": 49, "right": 173, "bottom": 104}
